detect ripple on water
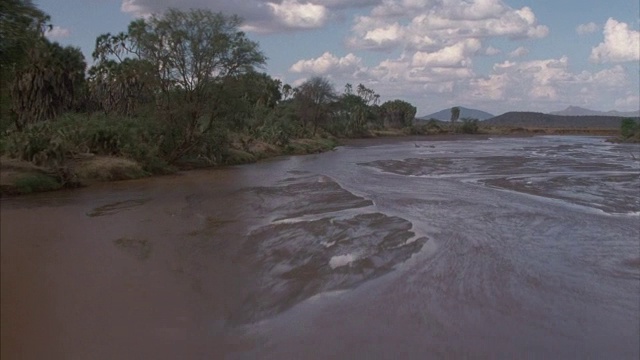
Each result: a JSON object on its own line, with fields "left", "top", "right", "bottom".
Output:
{"left": 229, "top": 212, "right": 426, "bottom": 325}
{"left": 86, "top": 198, "right": 150, "bottom": 217}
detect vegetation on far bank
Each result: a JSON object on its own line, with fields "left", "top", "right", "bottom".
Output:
{"left": 0, "top": 3, "right": 421, "bottom": 195}
{"left": 1, "top": 2, "right": 635, "bottom": 196}
{"left": 608, "top": 118, "right": 640, "bottom": 143}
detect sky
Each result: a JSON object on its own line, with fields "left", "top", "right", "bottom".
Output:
{"left": 38, "top": 0, "right": 640, "bottom": 116}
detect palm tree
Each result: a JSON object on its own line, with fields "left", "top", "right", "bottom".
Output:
{"left": 450, "top": 106, "right": 460, "bottom": 131}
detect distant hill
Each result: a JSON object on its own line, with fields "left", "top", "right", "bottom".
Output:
{"left": 484, "top": 112, "right": 637, "bottom": 129}
{"left": 550, "top": 106, "right": 640, "bottom": 117}
{"left": 420, "top": 106, "right": 494, "bottom": 121}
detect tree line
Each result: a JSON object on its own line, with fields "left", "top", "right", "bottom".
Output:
{"left": 0, "top": 2, "right": 418, "bottom": 172}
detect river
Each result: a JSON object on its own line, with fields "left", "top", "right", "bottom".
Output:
{"left": 2, "top": 135, "right": 639, "bottom": 359}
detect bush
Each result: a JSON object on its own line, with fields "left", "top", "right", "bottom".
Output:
{"left": 4, "top": 122, "right": 67, "bottom": 166}
{"left": 57, "top": 113, "right": 167, "bottom": 171}
{"left": 3, "top": 113, "right": 169, "bottom": 172}
{"left": 14, "top": 173, "right": 62, "bottom": 193}
{"left": 620, "top": 118, "right": 639, "bottom": 138}
{"left": 458, "top": 118, "right": 479, "bottom": 134}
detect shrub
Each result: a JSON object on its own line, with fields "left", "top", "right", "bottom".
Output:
{"left": 4, "top": 122, "right": 67, "bottom": 166}
{"left": 14, "top": 173, "right": 62, "bottom": 193}
{"left": 3, "top": 113, "right": 171, "bottom": 172}
{"left": 459, "top": 118, "right": 479, "bottom": 134}
{"left": 620, "top": 118, "right": 639, "bottom": 138}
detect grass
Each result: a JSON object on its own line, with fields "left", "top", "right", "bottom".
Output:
{"left": 285, "top": 138, "right": 338, "bottom": 155}
{"left": 73, "top": 156, "right": 147, "bottom": 183}
{"left": 13, "top": 173, "right": 62, "bottom": 194}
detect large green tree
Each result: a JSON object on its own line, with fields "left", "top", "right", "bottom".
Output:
{"left": 0, "top": 0, "right": 49, "bottom": 69}
{"left": 1, "top": 0, "right": 86, "bottom": 130}
{"left": 380, "top": 100, "right": 416, "bottom": 128}
{"left": 294, "top": 76, "right": 336, "bottom": 136}
{"left": 212, "top": 71, "right": 282, "bottom": 131}
{"left": 91, "top": 8, "right": 267, "bottom": 162}
{"left": 93, "top": 9, "right": 266, "bottom": 121}
{"left": 334, "top": 83, "right": 380, "bottom": 136}
{"left": 0, "top": 0, "right": 51, "bottom": 130}
{"left": 11, "top": 42, "right": 86, "bottom": 129}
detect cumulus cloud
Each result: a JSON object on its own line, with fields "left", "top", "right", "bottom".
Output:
{"left": 508, "top": 46, "right": 529, "bottom": 58}
{"left": 590, "top": 18, "right": 640, "bottom": 63}
{"left": 484, "top": 46, "right": 502, "bottom": 56}
{"left": 463, "top": 57, "right": 634, "bottom": 112}
{"left": 287, "top": 50, "right": 637, "bottom": 114}
{"left": 290, "top": 52, "right": 365, "bottom": 76}
{"left": 346, "top": 16, "right": 405, "bottom": 50}
{"left": 412, "top": 39, "right": 481, "bottom": 67}
{"left": 267, "top": 0, "right": 327, "bottom": 29}
{"left": 576, "top": 22, "right": 599, "bottom": 35}
{"left": 119, "top": 0, "right": 376, "bottom": 32}
{"left": 45, "top": 25, "right": 71, "bottom": 39}
{"left": 348, "top": 0, "right": 549, "bottom": 51}
{"left": 615, "top": 94, "right": 640, "bottom": 110}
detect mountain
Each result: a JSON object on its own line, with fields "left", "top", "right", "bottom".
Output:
{"left": 550, "top": 106, "right": 640, "bottom": 117}
{"left": 484, "top": 112, "right": 636, "bottom": 129}
{"left": 419, "top": 106, "right": 494, "bottom": 121}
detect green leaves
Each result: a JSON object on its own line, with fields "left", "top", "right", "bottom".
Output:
{"left": 0, "top": 0, "right": 50, "bottom": 68}
{"left": 10, "top": 42, "right": 86, "bottom": 128}
{"left": 620, "top": 118, "right": 639, "bottom": 139}
{"left": 380, "top": 100, "right": 417, "bottom": 129}
{"left": 450, "top": 106, "right": 460, "bottom": 123}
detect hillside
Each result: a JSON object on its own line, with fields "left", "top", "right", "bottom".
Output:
{"left": 550, "top": 106, "right": 640, "bottom": 117}
{"left": 484, "top": 112, "right": 636, "bottom": 129}
{"left": 420, "top": 106, "right": 494, "bottom": 121}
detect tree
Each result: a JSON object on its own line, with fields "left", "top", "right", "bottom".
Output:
{"left": 92, "top": 9, "right": 267, "bottom": 162}
{"left": 93, "top": 9, "right": 266, "bottom": 120}
{"left": 450, "top": 106, "right": 460, "bottom": 128}
{"left": 294, "top": 76, "right": 336, "bottom": 135}
{"left": 87, "top": 58, "right": 155, "bottom": 116}
{"left": 380, "top": 100, "right": 416, "bottom": 128}
{"left": 212, "top": 71, "right": 282, "bottom": 130}
{"left": 459, "top": 118, "right": 479, "bottom": 134}
{"left": 620, "top": 118, "right": 639, "bottom": 139}
{"left": 11, "top": 42, "right": 86, "bottom": 129}
{"left": 334, "top": 83, "right": 380, "bottom": 136}
{"left": 0, "top": 0, "right": 50, "bottom": 69}
{"left": 0, "top": 0, "right": 51, "bottom": 130}
{"left": 281, "top": 84, "right": 293, "bottom": 101}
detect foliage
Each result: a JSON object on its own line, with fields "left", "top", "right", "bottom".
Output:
{"left": 3, "top": 114, "right": 172, "bottom": 171}
{"left": 450, "top": 106, "right": 461, "bottom": 125}
{"left": 88, "top": 9, "right": 266, "bottom": 164}
{"left": 14, "top": 172, "right": 61, "bottom": 193}
{"left": 620, "top": 118, "right": 639, "bottom": 139}
{"left": 294, "top": 76, "right": 336, "bottom": 136}
{"left": 1, "top": 4, "right": 426, "bottom": 193}
{"left": 93, "top": 9, "right": 266, "bottom": 121}
{"left": 0, "top": 0, "right": 51, "bottom": 130}
{"left": 86, "top": 58, "right": 155, "bottom": 116}
{"left": 11, "top": 42, "right": 86, "bottom": 129}
{"left": 380, "top": 100, "right": 416, "bottom": 128}
{"left": 331, "top": 83, "right": 380, "bottom": 136}
{"left": 213, "top": 71, "right": 282, "bottom": 131}
{"left": 0, "top": 0, "right": 50, "bottom": 68}
{"left": 458, "top": 118, "right": 479, "bottom": 134}
{"left": 4, "top": 121, "right": 73, "bottom": 166}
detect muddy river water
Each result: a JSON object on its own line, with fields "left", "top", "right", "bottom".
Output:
{"left": 2, "top": 136, "right": 639, "bottom": 359}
